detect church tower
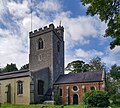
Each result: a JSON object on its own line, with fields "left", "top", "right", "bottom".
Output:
{"left": 29, "top": 24, "right": 64, "bottom": 85}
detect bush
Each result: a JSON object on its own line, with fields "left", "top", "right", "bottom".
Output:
{"left": 83, "top": 90, "right": 110, "bottom": 107}
{"left": 110, "top": 94, "right": 120, "bottom": 105}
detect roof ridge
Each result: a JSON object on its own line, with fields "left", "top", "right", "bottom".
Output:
{"left": 0, "top": 70, "right": 29, "bottom": 76}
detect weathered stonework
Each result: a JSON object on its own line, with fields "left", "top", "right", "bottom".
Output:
{"left": 29, "top": 24, "right": 64, "bottom": 103}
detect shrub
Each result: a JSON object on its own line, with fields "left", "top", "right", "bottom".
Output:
{"left": 54, "top": 87, "right": 61, "bottom": 105}
{"left": 83, "top": 90, "right": 110, "bottom": 107}
{"left": 110, "top": 94, "right": 120, "bottom": 105}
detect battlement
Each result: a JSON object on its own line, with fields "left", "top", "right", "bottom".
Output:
{"left": 29, "top": 23, "right": 64, "bottom": 38}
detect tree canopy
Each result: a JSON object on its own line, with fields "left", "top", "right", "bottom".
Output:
{"left": 110, "top": 64, "right": 120, "bottom": 81}
{"left": 2, "top": 63, "right": 18, "bottom": 72}
{"left": 20, "top": 63, "right": 29, "bottom": 70}
{"left": 106, "top": 64, "right": 120, "bottom": 99}
{"left": 89, "top": 56, "right": 106, "bottom": 71}
{"left": 65, "top": 60, "right": 92, "bottom": 73}
{"left": 65, "top": 57, "right": 105, "bottom": 73}
{"left": 81, "top": 0, "right": 120, "bottom": 49}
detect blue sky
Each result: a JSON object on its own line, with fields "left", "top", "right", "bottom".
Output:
{"left": 0, "top": 0, "right": 120, "bottom": 71}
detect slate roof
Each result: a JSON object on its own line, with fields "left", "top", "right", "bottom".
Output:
{"left": 54, "top": 71, "right": 103, "bottom": 85}
{"left": 0, "top": 70, "right": 31, "bottom": 80}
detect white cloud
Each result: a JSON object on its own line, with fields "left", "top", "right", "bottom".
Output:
{"left": 54, "top": 12, "right": 107, "bottom": 49}
{"left": 0, "top": 0, "right": 119, "bottom": 70}
{"left": 102, "top": 46, "right": 120, "bottom": 66}
{"left": 38, "top": 0, "right": 61, "bottom": 12}
{"left": 7, "top": 0, "right": 30, "bottom": 19}
{"left": 0, "top": 29, "right": 28, "bottom": 68}
{"left": 75, "top": 48, "right": 104, "bottom": 58}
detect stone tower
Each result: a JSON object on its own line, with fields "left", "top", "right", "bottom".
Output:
{"left": 29, "top": 23, "right": 64, "bottom": 86}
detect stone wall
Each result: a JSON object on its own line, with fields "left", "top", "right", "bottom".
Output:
{"left": 0, "top": 76, "right": 31, "bottom": 104}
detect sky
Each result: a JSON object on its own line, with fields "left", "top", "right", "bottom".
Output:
{"left": 0, "top": 0, "right": 120, "bottom": 71}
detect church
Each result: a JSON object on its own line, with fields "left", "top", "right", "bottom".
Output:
{"left": 0, "top": 24, "right": 105, "bottom": 105}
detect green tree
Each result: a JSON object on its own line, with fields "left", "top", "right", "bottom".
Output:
{"left": 81, "top": 0, "right": 120, "bottom": 49}
{"left": 65, "top": 60, "right": 92, "bottom": 73}
{"left": 20, "top": 63, "right": 29, "bottom": 70}
{"left": 83, "top": 90, "right": 110, "bottom": 107}
{"left": 89, "top": 56, "right": 105, "bottom": 71}
{"left": 110, "top": 64, "right": 120, "bottom": 81}
{"left": 106, "top": 73, "right": 117, "bottom": 95}
{"left": 2, "top": 63, "right": 18, "bottom": 72}
{"left": 0, "top": 68, "right": 2, "bottom": 73}
{"left": 106, "top": 65, "right": 120, "bottom": 102}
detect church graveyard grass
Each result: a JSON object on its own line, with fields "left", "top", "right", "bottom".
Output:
{"left": 0, "top": 104, "right": 120, "bottom": 108}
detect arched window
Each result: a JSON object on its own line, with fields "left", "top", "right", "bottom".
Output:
{"left": 17, "top": 81, "right": 23, "bottom": 95}
{"left": 90, "top": 86, "right": 95, "bottom": 90}
{"left": 38, "top": 80, "right": 44, "bottom": 95}
{"left": 60, "top": 88, "right": 62, "bottom": 96}
{"left": 38, "top": 38, "right": 43, "bottom": 49}
{"left": 57, "top": 41, "right": 60, "bottom": 52}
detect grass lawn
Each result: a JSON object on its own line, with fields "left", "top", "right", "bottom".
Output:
{"left": 0, "top": 104, "right": 120, "bottom": 108}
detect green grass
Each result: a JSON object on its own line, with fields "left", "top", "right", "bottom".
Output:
{"left": 0, "top": 104, "right": 119, "bottom": 108}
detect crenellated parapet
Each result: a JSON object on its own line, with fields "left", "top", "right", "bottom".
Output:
{"left": 29, "top": 23, "right": 64, "bottom": 38}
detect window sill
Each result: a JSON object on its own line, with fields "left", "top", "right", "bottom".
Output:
{"left": 17, "top": 94, "right": 23, "bottom": 97}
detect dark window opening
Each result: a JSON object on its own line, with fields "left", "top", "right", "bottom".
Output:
{"left": 90, "top": 86, "right": 95, "bottom": 90}
{"left": 57, "top": 41, "right": 60, "bottom": 52}
{"left": 38, "top": 38, "right": 43, "bottom": 49}
{"left": 73, "top": 86, "right": 78, "bottom": 91}
{"left": 38, "top": 80, "right": 44, "bottom": 95}
{"left": 60, "top": 88, "right": 62, "bottom": 96}
{"left": 17, "top": 81, "right": 23, "bottom": 95}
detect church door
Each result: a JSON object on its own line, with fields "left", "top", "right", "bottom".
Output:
{"left": 7, "top": 84, "right": 11, "bottom": 103}
{"left": 73, "top": 94, "right": 78, "bottom": 104}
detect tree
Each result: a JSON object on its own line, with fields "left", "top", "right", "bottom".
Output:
{"left": 110, "top": 64, "right": 120, "bottom": 81}
{"left": 105, "top": 65, "right": 120, "bottom": 102}
{"left": 89, "top": 56, "right": 105, "bottom": 71}
{"left": 2, "top": 63, "right": 18, "bottom": 72}
{"left": 65, "top": 60, "right": 92, "bottom": 73}
{"left": 0, "top": 68, "right": 2, "bottom": 73}
{"left": 83, "top": 90, "right": 110, "bottom": 107}
{"left": 20, "top": 63, "right": 29, "bottom": 70}
{"left": 81, "top": 0, "right": 120, "bottom": 49}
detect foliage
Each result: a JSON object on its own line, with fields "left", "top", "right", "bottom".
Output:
{"left": 65, "top": 57, "right": 106, "bottom": 73}
{"left": 54, "top": 87, "right": 61, "bottom": 105}
{"left": 65, "top": 60, "right": 93, "bottom": 73}
{"left": 2, "top": 63, "right": 18, "bottom": 72}
{"left": 110, "top": 94, "right": 120, "bottom": 105}
{"left": 81, "top": 0, "right": 120, "bottom": 49}
{"left": 110, "top": 64, "right": 120, "bottom": 81}
{"left": 89, "top": 56, "right": 106, "bottom": 71}
{"left": 106, "top": 73, "right": 116, "bottom": 95}
{"left": 0, "top": 68, "right": 2, "bottom": 73}
{"left": 106, "top": 64, "right": 120, "bottom": 97}
{"left": 20, "top": 63, "right": 29, "bottom": 70}
{"left": 83, "top": 90, "right": 110, "bottom": 107}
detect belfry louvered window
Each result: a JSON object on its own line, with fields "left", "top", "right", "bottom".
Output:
{"left": 38, "top": 38, "right": 43, "bottom": 49}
